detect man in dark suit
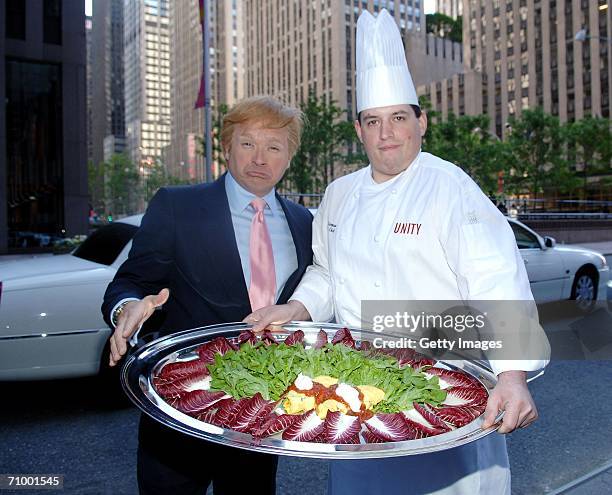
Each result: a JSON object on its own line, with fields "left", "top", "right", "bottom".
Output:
{"left": 102, "top": 96, "right": 313, "bottom": 495}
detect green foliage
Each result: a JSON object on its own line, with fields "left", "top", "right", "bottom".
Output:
{"left": 564, "top": 115, "right": 612, "bottom": 198}
{"left": 282, "top": 92, "right": 366, "bottom": 199}
{"left": 88, "top": 153, "right": 193, "bottom": 217}
{"left": 208, "top": 341, "right": 446, "bottom": 410}
{"left": 196, "top": 103, "right": 229, "bottom": 163}
{"left": 88, "top": 159, "right": 106, "bottom": 215}
{"left": 423, "top": 113, "right": 507, "bottom": 195}
{"left": 104, "top": 153, "right": 142, "bottom": 216}
{"left": 505, "top": 108, "right": 578, "bottom": 198}
{"left": 426, "top": 13, "right": 462, "bottom": 42}
{"left": 144, "top": 160, "right": 196, "bottom": 202}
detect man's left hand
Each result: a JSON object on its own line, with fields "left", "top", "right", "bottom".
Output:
{"left": 482, "top": 370, "right": 538, "bottom": 434}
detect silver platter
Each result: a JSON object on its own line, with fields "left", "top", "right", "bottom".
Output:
{"left": 121, "top": 322, "right": 502, "bottom": 459}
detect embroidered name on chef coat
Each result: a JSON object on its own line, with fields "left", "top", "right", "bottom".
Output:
{"left": 393, "top": 222, "right": 422, "bottom": 235}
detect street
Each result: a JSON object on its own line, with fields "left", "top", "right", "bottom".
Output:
{"left": 1, "top": 303, "right": 612, "bottom": 495}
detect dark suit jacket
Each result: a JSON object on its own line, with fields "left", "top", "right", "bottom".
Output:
{"left": 102, "top": 175, "right": 313, "bottom": 335}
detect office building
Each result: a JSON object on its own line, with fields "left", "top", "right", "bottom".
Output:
{"left": 436, "top": 0, "right": 463, "bottom": 19}
{"left": 123, "top": 0, "right": 171, "bottom": 170}
{"left": 165, "top": 0, "right": 244, "bottom": 180}
{"left": 1, "top": 0, "right": 88, "bottom": 253}
{"left": 91, "top": 0, "right": 126, "bottom": 166}
{"left": 427, "top": 0, "right": 611, "bottom": 137}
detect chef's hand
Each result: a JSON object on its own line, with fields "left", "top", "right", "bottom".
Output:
{"left": 244, "top": 300, "right": 311, "bottom": 333}
{"left": 482, "top": 370, "right": 538, "bottom": 434}
{"left": 108, "top": 288, "right": 170, "bottom": 366}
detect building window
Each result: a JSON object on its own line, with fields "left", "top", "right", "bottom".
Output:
{"left": 44, "top": 0, "right": 62, "bottom": 45}
{"left": 5, "top": 59, "right": 64, "bottom": 250}
{"left": 5, "top": 0, "right": 26, "bottom": 39}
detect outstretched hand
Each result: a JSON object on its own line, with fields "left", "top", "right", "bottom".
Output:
{"left": 108, "top": 288, "right": 170, "bottom": 366}
{"left": 243, "top": 300, "right": 311, "bottom": 333}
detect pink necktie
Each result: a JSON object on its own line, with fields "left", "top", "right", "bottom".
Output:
{"left": 248, "top": 198, "right": 276, "bottom": 311}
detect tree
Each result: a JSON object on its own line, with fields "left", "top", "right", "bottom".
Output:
{"left": 282, "top": 92, "right": 365, "bottom": 198}
{"left": 196, "top": 103, "right": 229, "bottom": 180}
{"left": 423, "top": 113, "right": 508, "bottom": 195}
{"left": 104, "top": 153, "right": 141, "bottom": 216}
{"left": 505, "top": 108, "right": 577, "bottom": 199}
{"left": 426, "top": 13, "right": 462, "bottom": 43}
{"left": 144, "top": 160, "right": 195, "bottom": 202}
{"left": 88, "top": 159, "right": 106, "bottom": 215}
{"left": 564, "top": 115, "right": 612, "bottom": 198}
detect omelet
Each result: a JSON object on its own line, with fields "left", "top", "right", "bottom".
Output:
{"left": 282, "top": 375, "right": 386, "bottom": 419}
{"left": 316, "top": 399, "right": 349, "bottom": 419}
{"left": 357, "top": 385, "right": 386, "bottom": 410}
{"left": 312, "top": 375, "right": 338, "bottom": 387}
{"left": 283, "top": 389, "right": 316, "bottom": 414}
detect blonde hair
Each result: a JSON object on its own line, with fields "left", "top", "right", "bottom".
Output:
{"left": 221, "top": 96, "right": 304, "bottom": 158}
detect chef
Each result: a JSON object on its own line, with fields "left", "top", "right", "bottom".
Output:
{"left": 248, "top": 8, "right": 549, "bottom": 495}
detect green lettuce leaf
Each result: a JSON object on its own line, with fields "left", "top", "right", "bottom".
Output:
{"left": 207, "top": 342, "right": 447, "bottom": 411}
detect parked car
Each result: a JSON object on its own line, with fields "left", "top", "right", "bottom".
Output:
{"left": 507, "top": 218, "right": 609, "bottom": 304}
{"left": 0, "top": 215, "right": 141, "bottom": 380}
{"left": 0, "top": 213, "right": 608, "bottom": 381}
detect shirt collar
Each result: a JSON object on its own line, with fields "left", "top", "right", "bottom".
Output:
{"left": 225, "top": 172, "right": 279, "bottom": 216}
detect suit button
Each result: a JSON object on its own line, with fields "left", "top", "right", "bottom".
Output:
{"left": 374, "top": 281, "right": 381, "bottom": 287}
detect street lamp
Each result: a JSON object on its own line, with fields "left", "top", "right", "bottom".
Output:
{"left": 575, "top": 28, "right": 611, "bottom": 44}
{"left": 472, "top": 126, "right": 502, "bottom": 142}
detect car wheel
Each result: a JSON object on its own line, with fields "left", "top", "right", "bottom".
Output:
{"left": 571, "top": 268, "right": 598, "bottom": 311}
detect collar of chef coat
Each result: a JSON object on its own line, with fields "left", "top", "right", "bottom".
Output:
{"left": 225, "top": 171, "right": 279, "bottom": 216}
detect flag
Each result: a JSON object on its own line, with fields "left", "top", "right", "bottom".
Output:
{"left": 195, "top": 0, "right": 206, "bottom": 109}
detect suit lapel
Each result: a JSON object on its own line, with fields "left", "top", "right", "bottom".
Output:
{"left": 277, "top": 194, "right": 310, "bottom": 303}
{"left": 200, "top": 176, "right": 250, "bottom": 306}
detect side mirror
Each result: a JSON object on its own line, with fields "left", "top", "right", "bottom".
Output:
{"left": 544, "top": 236, "right": 556, "bottom": 248}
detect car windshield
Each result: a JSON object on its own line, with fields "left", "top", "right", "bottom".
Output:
{"left": 72, "top": 223, "right": 138, "bottom": 265}
{"left": 509, "top": 221, "right": 541, "bottom": 249}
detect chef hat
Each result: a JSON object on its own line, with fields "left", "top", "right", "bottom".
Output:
{"left": 356, "top": 9, "right": 419, "bottom": 113}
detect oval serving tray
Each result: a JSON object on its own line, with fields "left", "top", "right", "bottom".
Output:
{"left": 121, "top": 322, "right": 503, "bottom": 459}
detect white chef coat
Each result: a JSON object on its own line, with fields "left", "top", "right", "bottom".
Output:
{"left": 290, "top": 151, "right": 549, "bottom": 495}
{"left": 291, "top": 151, "right": 549, "bottom": 375}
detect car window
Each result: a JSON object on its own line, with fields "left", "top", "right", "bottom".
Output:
{"left": 72, "top": 223, "right": 138, "bottom": 265}
{"left": 509, "top": 222, "right": 540, "bottom": 249}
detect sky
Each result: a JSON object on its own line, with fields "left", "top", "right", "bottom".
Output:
{"left": 84, "top": 0, "right": 435, "bottom": 17}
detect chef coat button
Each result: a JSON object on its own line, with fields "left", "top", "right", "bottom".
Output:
{"left": 374, "top": 235, "right": 381, "bottom": 242}
{"left": 374, "top": 280, "right": 381, "bottom": 287}
{"left": 354, "top": 192, "right": 359, "bottom": 198}
{"left": 391, "top": 189, "right": 397, "bottom": 195}
{"left": 339, "top": 235, "right": 345, "bottom": 241}
{"left": 339, "top": 278, "right": 345, "bottom": 285}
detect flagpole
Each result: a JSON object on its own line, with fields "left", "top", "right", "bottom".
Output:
{"left": 203, "top": 0, "right": 212, "bottom": 183}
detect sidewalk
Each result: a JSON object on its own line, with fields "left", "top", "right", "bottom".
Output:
{"left": 547, "top": 461, "right": 612, "bottom": 494}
